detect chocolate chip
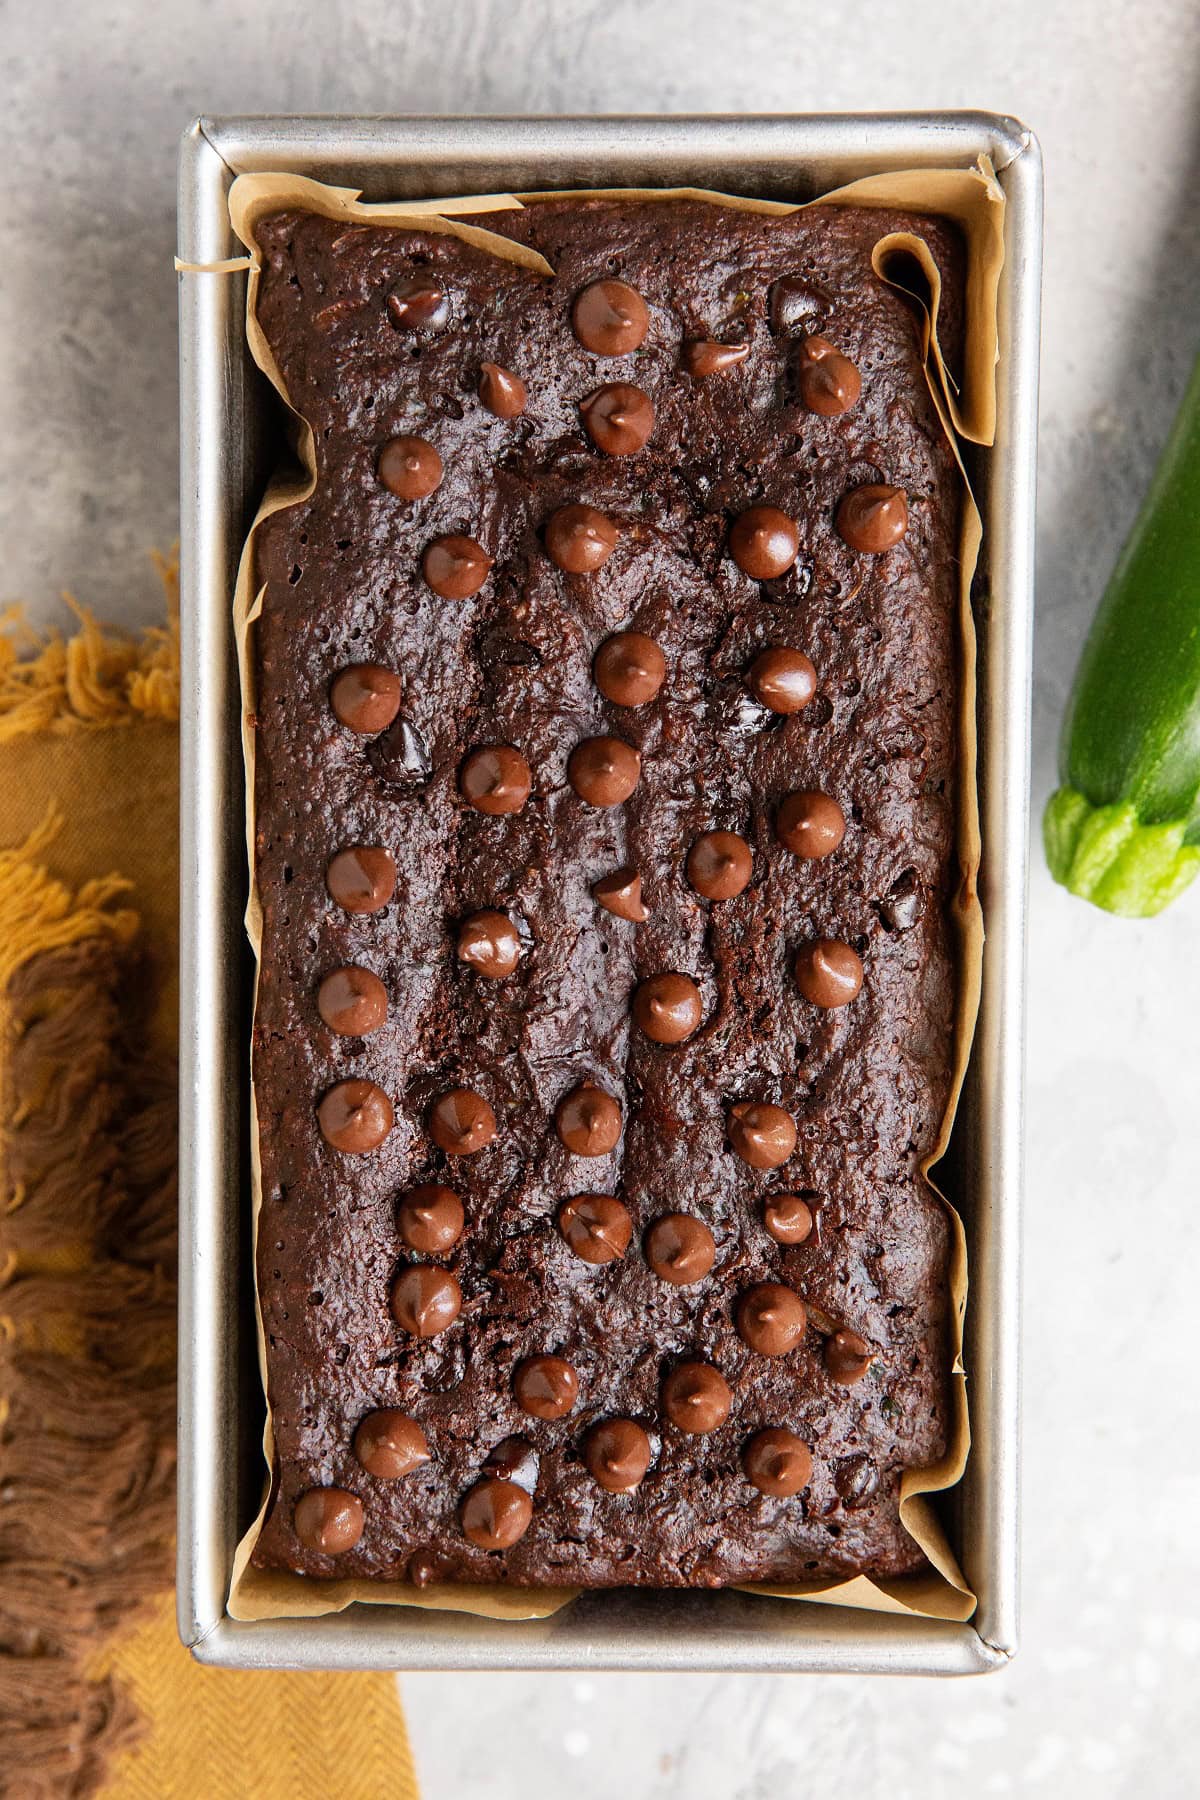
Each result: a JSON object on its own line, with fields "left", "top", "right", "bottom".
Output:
{"left": 632, "top": 973, "right": 703, "bottom": 1044}
{"left": 572, "top": 279, "right": 649, "bottom": 356}
{"left": 377, "top": 437, "right": 443, "bottom": 499}
{"left": 479, "top": 363, "right": 527, "bottom": 418}
{"left": 728, "top": 506, "right": 799, "bottom": 580}
{"left": 835, "top": 1455, "right": 880, "bottom": 1509}
{"left": 836, "top": 485, "right": 909, "bottom": 554}
{"left": 736, "top": 1282, "right": 808, "bottom": 1356}
{"left": 317, "top": 966, "right": 388, "bottom": 1037}
{"left": 794, "top": 940, "right": 863, "bottom": 1009}
{"left": 878, "top": 868, "right": 925, "bottom": 931}
{"left": 776, "top": 791, "right": 846, "bottom": 860}
{"left": 391, "top": 1266, "right": 462, "bottom": 1337}
{"left": 559, "top": 1193, "right": 632, "bottom": 1263}
{"left": 317, "top": 1080, "right": 394, "bottom": 1153}
{"left": 514, "top": 1355, "right": 580, "bottom": 1421}
{"left": 661, "top": 1362, "right": 731, "bottom": 1434}
{"left": 293, "top": 1488, "right": 364, "bottom": 1554}
{"left": 743, "top": 1428, "right": 812, "bottom": 1497}
{"left": 397, "top": 1185, "right": 465, "bottom": 1255}
{"left": 387, "top": 278, "right": 450, "bottom": 332}
{"left": 580, "top": 384, "right": 654, "bottom": 456}
{"left": 592, "top": 867, "right": 649, "bottom": 921}
{"left": 797, "top": 336, "right": 862, "bottom": 416}
{"left": 568, "top": 736, "right": 641, "bottom": 807}
{"left": 593, "top": 632, "right": 665, "bottom": 705}
{"left": 683, "top": 339, "right": 750, "bottom": 377}
{"left": 476, "top": 627, "right": 543, "bottom": 674}
{"left": 748, "top": 648, "right": 817, "bottom": 715}
{"left": 582, "top": 1418, "right": 652, "bottom": 1492}
{"left": 482, "top": 1435, "right": 540, "bottom": 1494}
{"left": 330, "top": 663, "right": 403, "bottom": 732}
{"left": 555, "top": 1083, "right": 622, "bottom": 1157}
{"left": 353, "top": 1411, "right": 430, "bottom": 1480}
{"left": 368, "top": 717, "right": 433, "bottom": 791}
{"left": 644, "top": 1213, "right": 715, "bottom": 1284}
{"left": 770, "top": 276, "right": 831, "bottom": 334}
{"left": 428, "top": 1088, "right": 497, "bottom": 1155}
{"left": 461, "top": 1477, "right": 533, "bottom": 1549}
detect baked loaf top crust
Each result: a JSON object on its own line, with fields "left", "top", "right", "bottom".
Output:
{"left": 246, "top": 197, "right": 962, "bottom": 1587}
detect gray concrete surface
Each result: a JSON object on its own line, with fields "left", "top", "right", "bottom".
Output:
{"left": 4, "top": 1, "right": 1200, "bottom": 1794}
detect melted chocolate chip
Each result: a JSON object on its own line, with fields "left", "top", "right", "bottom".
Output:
{"left": 422, "top": 535, "right": 493, "bottom": 599}
{"left": 428, "top": 1087, "right": 497, "bottom": 1155}
{"left": 482, "top": 1435, "right": 540, "bottom": 1494}
{"left": 545, "top": 503, "right": 620, "bottom": 573}
{"left": 763, "top": 1194, "right": 815, "bottom": 1246}
{"left": 797, "top": 336, "right": 862, "bottom": 415}
{"left": 736, "top": 1283, "right": 808, "bottom": 1356}
{"left": 878, "top": 868, "right": 925, "bottom": 931}
{"left": 476, "top": 627, "right": 543, "bottom": 674}
{"left": 325, "top": 846, "right": 396, "bottom": 914}
{"left": 387, "top": 278, "right": 450, "bottom": 332}
{"left": 407, "top": 1551, "right": 439, "bottom": 1587}
{"left": 317, "top": 966, "right": 388, "bottom": 1036}
{"left": 514, "top": 1355, "right": 580, "bottom": 1421}
{"left": 459, "top": 745, "right": 532, "bottom": 815}
{"left": 683, "top": 339, "right": 750, "bottom": 377}
{"left": 568, "top": 736, "right": 641, "bottom": 806}
{"left": 728, "top": 1102, "right": 797, "bottom": 1170}
{"left": 826, "top": 1328, "right": 875, "bottom": 1386}
{"left": 835, "top": 1454, "right": 880, "bottom": 1508}
{"left": 770, "top": 276, "right": 830, "bottom": 334}
{"left": 367, "top": 716, "right": 433, "bottom": 791}
{"left": 633, "top": 973, "right": 703, "bottom": 1044}
{"left": 456, "top": 910, "right": 521, "bottom": 979}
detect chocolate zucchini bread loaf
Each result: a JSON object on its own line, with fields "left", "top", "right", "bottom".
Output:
{"left": 246, "top": 196, "right": 964, "bottom": 1587}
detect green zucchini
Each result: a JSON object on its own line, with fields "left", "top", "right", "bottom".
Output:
{"left": 1044, "top": 351, "right": 1200, "bottom": 916}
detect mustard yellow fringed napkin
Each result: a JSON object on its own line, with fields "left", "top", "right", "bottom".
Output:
{"left": 0, "top": 558, "right": 419, "bottom": 1799}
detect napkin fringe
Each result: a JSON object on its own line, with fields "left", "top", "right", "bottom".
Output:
{"left": 0, "top": 826, "right": 176, "bottom": 1798}
{"left": 0, "top": 551, "right": 180, "bottom": 742}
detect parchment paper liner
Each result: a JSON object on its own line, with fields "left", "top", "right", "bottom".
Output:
{"left": 219, "top": 163, "right": 999, "bottom": 1626}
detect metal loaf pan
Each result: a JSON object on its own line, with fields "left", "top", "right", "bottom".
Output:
{"left": 177, "top": 112, "right": 1040, "bottom": 1673}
